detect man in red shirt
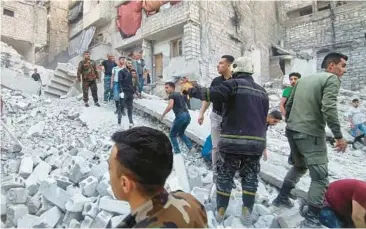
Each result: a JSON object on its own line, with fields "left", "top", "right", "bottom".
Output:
{"left": 301, "top": 179, "right": 366, "bottom": 228}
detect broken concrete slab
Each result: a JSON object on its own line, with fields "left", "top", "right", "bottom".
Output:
{"left": 27, "top": 121, "right": 46, "bottom": 137}
{"left": 19, "top": 155, "right": 33, "bottom": 178}
{"left": 98, "top": 196, "right": 130, "bottom": 215}
{"left": 33, "top": 206, "right": 63, "bottom": 228}
{"left": 25, "top": 161, "right": 51, "bottom": 193}
{"left": 41, "top": 183, "right": 71, "bottom": 211}
{"left": 17, "top": 213, "right": 40, "bottom": 228}
{"left": 173, "top": 154, "right": 191, "bottom": 193}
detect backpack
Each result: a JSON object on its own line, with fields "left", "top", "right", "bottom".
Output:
{"left": 201, "top": 135, "right": 212, "bottom": 161}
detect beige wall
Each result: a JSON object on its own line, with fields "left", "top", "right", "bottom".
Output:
{"left": 48, "top": 1, "right": 69, "bottom": 54}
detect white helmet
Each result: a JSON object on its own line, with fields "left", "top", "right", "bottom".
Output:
{"left": 231, "top": 56, "right": 254, "bottom": 74}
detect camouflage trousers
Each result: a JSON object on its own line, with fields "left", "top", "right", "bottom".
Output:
{"left": 216, "top": 153, "right": 261, "bottom": 216}
{"left": 82, "top": 80, "right": 98, "bottom": 103}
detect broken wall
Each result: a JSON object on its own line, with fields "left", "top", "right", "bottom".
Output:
{"left": 280, "top": 2, "right": 366, "bottom": 90}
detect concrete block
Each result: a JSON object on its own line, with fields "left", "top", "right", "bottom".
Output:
{"left": 25, "top": 161, "right": 51, "bottom": 189}
{"left": 66, "top": 185, "right": 82, "bottom": 196}
{"left": 3, "top": 159, "right": 21, "bottom": 174}
{"left": 82, "top": 201, "right": 99, "bottom": 218}
{"left": 80, "top": 215, "right": 94, "bottom": 228}
{"left": 1, "top": 194, "right": 6, "bottom": 215}
{"left": 69, "top": 219, "right": 81, "bottom": 228}
{"left": 68, "top": 158, "right": 91, "bottom": 183}
{"left": 41, "top": 183, "right": 71, "bottom": 211}
{"left": 96, "top": 179, "right": 112, "bottom": 197}
{"left": 33, "top": 206, "right": 63, "bottom": 228}
{"left": 80, "top": 176, "right": 98, "bottom": 197}
{"left": 26, "top": 182, "right": 39, "bottom": 197}
{"left": 254, "top": 203, "right": 271, "bottom": 216}
{"left": 48, "top": 174, "right": 72, "bottom": 190}
{"left": 17, "top": 214, "right": 40, "bottom": 228}
{"left": 1, "top": 175, "right": 25, "bottom": 191}
{"left": 19, "top": 155, "right": 33, "bottom": 178}
{"left": 201, "top": 171, "right": 213, "bottom": 184}
{"left": 26, "top": 192, "right": 42, "bottom": 214}
{"left": 27, "top": 121, "right": 45, "bottom": 137}
{"left": 6, "top": 204, "right": 29, "bottom": 227}
{"left": 110, "top": 215, "right": 127, "bottom": 228}
{"left": 90, "top": 210, "right": 113, "bottom": 228}
{"left": 173, "top": 154, "right": 191, "bottom": 193}
{"left": 188, "top": 170, "right": 203, "bottom": 188}
{"left": 7, "top": 188, "right": 27, "bottom": 204}
{"left": 35, "top": 197, "right": 55, "bottom": 216}
{"left": 77, "top": 148, "right": 95, "bottom": 160}
{"left": 191, "top": 187, "right": 210, "bottom": 205}
{"left": 98, "top": 196, "right": 130, "bottom": 215}
{"left": 39, "top": 177, "right": 57, "bottom": 193}
{"left": 63, "top": 211, "right": 83, "bottom": 226}
{"left": 90, "top": 161, "right": 108, "bottom": 181}
{"left": 65, "top": 193, "right": 90, "bottom": 212}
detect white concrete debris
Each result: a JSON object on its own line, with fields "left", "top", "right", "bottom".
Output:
{"left": 1, "top": 84, "right": 365, "bottom": 229}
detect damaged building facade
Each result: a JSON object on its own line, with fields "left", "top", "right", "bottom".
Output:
{"left": 278, "top": 1, "right": 366, "bottom": 90}
{"left": 1, "top": 0, "right": 69, "bottom": 66}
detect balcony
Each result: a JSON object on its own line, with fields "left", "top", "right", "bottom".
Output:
{"left": 114, "top": 1, "right": 199, "bottom": 49}
{"left": 69, "top": 19, "right": 83, "bottom": 39}
{"left": 83, "top": 1, "right": 111, "bottom": 30}
{"left": 88, "top": 43, "right": 112, "bottom": 62}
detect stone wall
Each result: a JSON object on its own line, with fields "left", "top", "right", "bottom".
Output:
{"left": 48, "top": 1, "right": 69, "bottom": 55}
{"left": 279, "top": 1, "right": 366, "bottom": 90}
{"left": 1, "top": 1, "right": 47, "bottom": 47}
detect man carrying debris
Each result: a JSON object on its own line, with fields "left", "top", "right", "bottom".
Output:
{"left": 118, "top": 59, "right": 138, "bottom": 128}
{"left": 108, "top": 127, "right": 208, "bottom": 228}
{"left": 161, "top": 82, "right": 195, "bottom": 154}
{"left": 272, "top": 52, "right": 349, "bottom": 228}
{"left": 100, "top": 54, "right": 117, "bottom": 102}
{"left": 180, "top": 76, "right": 193, "bottom": 109}
{"left": 197, "top": 55, "right": 235, "bottom": 181}
{"left": 184, "top": 56, "right": 269, "bottom": 226}
{"left": 347, "top": 98, "right": 366, "bottom": 143}
{"left": 77, "top": 51, "right": 100, "bottom": 107}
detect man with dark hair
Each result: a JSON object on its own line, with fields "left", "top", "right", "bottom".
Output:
{"left": 100, "top": 54, "right": 117, "bottom": 102}
{"left": 272, "top": 52, "right": 348, "bottom": 228}
{"left": 108, "top": 127, "right": 207, "bottom": 228}
{"left": 118, "top": 59, "right": 138, "bottom": 128}
{"left": 184, "top": 56, "right": 269, "bottom": 226}
{"left": 347, "top": 98, "right": 366, "bottom": 143}
{"left": 161, "top": 82, "right": 194, "bottom": 154}
{"left": 262, "top": 110, "right": 283, "bottom": 160}
{"left": 197, "top": 55, "right": 235, "bottom": 182}
{"left": 31, "top": 68, "right": 41, "bottom": 82}
{"left": 77, "top": 51, "right": 100, "bottom": 107}
{"left": 280, "top": 72, "right": 301, "bottom": 117}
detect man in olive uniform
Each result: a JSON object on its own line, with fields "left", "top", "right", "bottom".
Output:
{"left": 77, "top": 51, "right": 100, "bottom": 107}
{"left": 272, "top": 52, "right": 349, "bottom": 228}
{"left": 108, "top": 127, "right": 207, "bottom": 228}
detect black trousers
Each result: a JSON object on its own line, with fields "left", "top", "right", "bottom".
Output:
{"left": 118, "top": 93, "right": 134, "bottom": 124}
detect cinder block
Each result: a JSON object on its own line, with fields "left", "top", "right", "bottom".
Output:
{"left": 1, "top": 194, "right": 6, "bottom": 215}
{"left": 90, "top": 210, "right": 113, "bottom": 228}
{"left": 82, "top": 202, "right": 99, "bottom": 219}
{"left": 41, "top": 183, "right": 71, "bottom": 211}
{"left": 99, "top": 196, "right": 130, "bottom": 215}
{"left": 1, "top": 175, "right": 25, "bottom": 191}
{"left": 80, "top": 215, "right": 94, "bottom": 228}
{"left": 80, "top": 176, "right": 98, "bottom": 197}
{"left": 19, "top": 155, "right": 33, "bottom": 178}
{"left": 35, "top": 196, "right": 55, "bottom": 216}
{"left": 4, "top": 159, "right": 21, "bottom": 175}
{"left": 17, "top": 214, "right": 40, "bottom": 228}
{"left": 39, "top": 177, "right": 57, "bottom": 193}
{"left": 26, "top": 192, "right": 42, "bottom": 214}
{"left": 69, "top": 219, "right": 81, "bottom": 228}
{"left": 65, "top": 193, "right": 90, "bottom": 212}
{"left": 66, "top": 185, "right": 82, "bottom": 196}
{"left": 48, "top": 174, "right": 72, "bottom": 190}
{"left": 68, "top": 158, "right": 91, "bottom": 183}
{"left": 6, "top": 204, "right": 29, "bottom": 227}
{"left": 63, "top": 211, "right": 83, "bottom": 226}
{"left": 7, "top": 188, "right": 27, "bottom": 204}
{"left": 110, "top": 215, "right": 127, "bottom": 228}
{"left": 26, "top": 183, "right": 39, "bottom": 197}
{"left": 33, "top": 206, "right": 63, "bottom": 228}
{"left": 77, "top": 149, "right": 95, "bottom": 160}
{"left": 90, "top": 161, "right": 108, "bottom": 181}
{"left": 25, "top": 161, "right": 51, "bottom": 190}
{"left": 96, "top": 179, "right": 112, "bottom": 197}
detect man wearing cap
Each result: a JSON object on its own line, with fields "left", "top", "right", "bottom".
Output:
{"left": 183, "top": 56, "right": 269, "bottom": 226}
{"left": 108, "top": 127, "right": 207, "bottom": 228}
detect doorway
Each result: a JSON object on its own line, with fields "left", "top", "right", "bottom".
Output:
{"left": 154, "top": 53, "right": 163, "bottom": 82}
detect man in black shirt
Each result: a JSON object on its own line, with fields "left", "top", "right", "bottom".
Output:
{"left": 198, "top": 55, "right": 234, "bottom": 181}
{"left": 31, "top": 68, "right": 42, "bottom": 96}
{"left": 161, "top": 82, "right": 194, "bottom": 154}
{"left": 100, "top": 54, "right": 117, "bottom": 102}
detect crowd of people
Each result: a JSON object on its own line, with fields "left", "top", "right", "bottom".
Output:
{"left": 74, "top": 49, "right": 366, "bottom": 228}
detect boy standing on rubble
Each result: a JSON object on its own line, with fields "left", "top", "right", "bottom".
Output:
{"left": 77, "top": 51, "right": 100, "bottom": 107}
{"left": 108, "top": 127, "right": 207, "bottom": 228}
{"left": 272, "top": 53, "right": 348, "bottom": 228}
{"left": 347, "top": 98, "right": 366, "bottom": 143}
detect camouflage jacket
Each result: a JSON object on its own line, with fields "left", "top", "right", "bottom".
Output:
{"left": 77, "top": 59, "right": 99, "bottom": 81}
{"left": 117, "top": 189, "right": 208, "bottom": 228}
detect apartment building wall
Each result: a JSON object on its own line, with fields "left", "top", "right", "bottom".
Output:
{"left": 279, "top": 1, "right": 366, "bottom": 90}
{"left": 48, "top": 1, "right": 69, "bottom": 55}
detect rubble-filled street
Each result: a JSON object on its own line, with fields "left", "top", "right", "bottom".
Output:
{"left": 1, "top": 82, "right": 365, "bottom": 228}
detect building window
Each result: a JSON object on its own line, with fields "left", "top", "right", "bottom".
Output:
{"left": 3, "top": 8, "right": 14, "bottom": 17}
{"left": 317, "top": 1, "right": 331, "bottom": 11}
{"left": 287, "top": 5, "right": 313, "bottom": 19}
{"left": 171, "top": 38, "right": 182, "bottom": 58}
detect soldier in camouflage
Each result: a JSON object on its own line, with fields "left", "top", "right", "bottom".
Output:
{"left": 77, "top": 51, "right": 100, "bottom": 107}
{"left": 108, "top": 127, "right": 207, "bottom": 228}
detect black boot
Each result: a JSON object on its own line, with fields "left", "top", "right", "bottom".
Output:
{"left": 272, "top": 181, "right": 294, "bottom": 208}
{"left": 299, "top": 205, "right": 322, "bottom": 228}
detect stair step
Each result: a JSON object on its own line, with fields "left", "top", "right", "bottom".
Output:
{"left": 47, "top": 84, "right": 68, "bottom": 94}
{"left": 50, "top": 80, "right": 72, "bottom": 92}
{"left": 44, "top": 88, "right": 63, "bottom": 98}
{"left": 52, "top": 74, "right": 74, "bottom": 87}
{"left": 44, "top": 91, "right": 60, "bottom": 99}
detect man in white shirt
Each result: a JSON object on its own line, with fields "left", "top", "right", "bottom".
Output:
{"left": 347, "top": 98, "right": 366, "bottom": 143}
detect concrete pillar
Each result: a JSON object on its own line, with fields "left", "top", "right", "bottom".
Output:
{"left": 142, "top": 39, "right": 153, "bottom": 78}
{"left": 183, "top": 22, "right": 201, "bottom": 61}
{"left": 25, "top": 44, "right": 36, "bottom": 64}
